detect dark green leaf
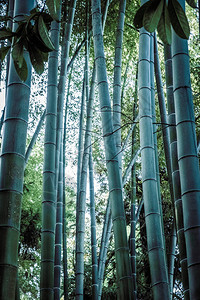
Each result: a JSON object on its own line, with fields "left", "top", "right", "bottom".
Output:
{"left": 0, "top": 45, "right": 11, "bottom": 62}
{"left": 26, "top": 23, "right": 52, "bottom": 53}
{"left": 143, "top": 0, "right": 164, "bottom": 32}
{"left": 133, "top": 1, "right": 151, "bottom": 29}
{"left": 37, "top": 15, "right": 55, "bottom": 51}
{"left": 30, "top": 7, "right": 39, "bottom": 14}
{"left": 28, "top": 44, "right": 44, "bottom": 75}
{"left": 12, "top": 39, "right": 24, "bottom": 68}
{"left": 186, "top": 0, "right": 197, "bottom": 8}
{"left": 168, "top": 0, "right": 190, "bottom": 39}
{"left": 14, "top": 56, "right": 28, "bottom": 81}
{"left": 41, "top": 51, "right": 49, "bottom": 62}
{"left": 41, "top": 12, "right": 53, "bottom": 24}
{"left": 157, "top": 4, "right": 171, "bottom": 44}
{"left": 0, "top": 27, "right": 15, "bottom": 40}
{"left": 46, "top": 0, "right": 60, "bottom": 21}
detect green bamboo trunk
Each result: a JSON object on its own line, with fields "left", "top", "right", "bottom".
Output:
{"left": 138, "top": 21, "right": 170, "bottom": 299}
{"left": 40, "top": 11, "right": 61, "bottom": 300}
{"left": 113, "top": 0, "right": 126, "bottom": 174}
{"left": 92, "top": 1, "right": 133, "bottom": 298}
{"left": 54, "top": 143, "right": 63, "bottom": 300}
{"left": 75, "top": 55, "right": 94, "bottom": 300}
{"left": 98, "top": 209, "right": 112, "bottom": 300}
{"left": 172, "top": 1, "right": 200, "bottom": 298}
{"left": 154, "top": 38, "right": 176, "bottom": 297}
{"left": 56, "top": 0, "right": 77, "bottom": 188}
{"left": 0, "top": 1, "right": 35, "bottom": 299}
{"left": 130, "top": 70, "right": 138, "bottom": 300}
{"left": 62, "top": 64, "right": 73, "bottom": 300}
{"left": 89, "top": 146, "right": 98, "bottom": 300}
{"left": 75, "top": 2, "right": 111, "bottom": 296}
{"left": 164, "top": 43, "right": 189, "bottom": 299}
{"left": 25, "top": 110, "right": 46, "bottom": 166}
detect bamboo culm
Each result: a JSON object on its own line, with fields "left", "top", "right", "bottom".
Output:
{"left": 113, "top": 0, "right": 126, "bottom": 175}
{"left": 154, "top": 37, "right": 177, "bottom": 296}
{"left": 89, "top": 146, "right": 98, "bottom": 300}
{"left": 164, "top": 43, "right": 190, "bottom": 299}
{"left": 25, "top": 110, "right": 46, "bottom": 166}
{"left": 92, "top": 1, "right": 134, "bottom": 297}
{"left": 138, "top": 20, "right": 170, "bottom": 299}
{"left": 0, "top": 1, "right": 35, "bottom": 299}
{"left": 172, "top": 1, "right": 200, "bottom": 298}
{"left": 40, "top": 9, "right": 61, "bottom": 299}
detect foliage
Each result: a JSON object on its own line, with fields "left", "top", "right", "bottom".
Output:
{"left": 133, "top": 0, "right": 196, "bottom": 44}
{"left": 0, "top": 6, "right": 55, "bottom": 80}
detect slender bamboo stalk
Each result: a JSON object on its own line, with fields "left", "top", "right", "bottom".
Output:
{"left": 172, "top": 1, "right": 200, "bottom": 298}
{"left": 0, "top": 1, "right": 35, "bottom": 299}
{"left": 122, "top": 149, "right": 140, "bottom": 186}
{"left": 54, "top": 142, "right": 64, "bottom": 300}
{"left": 40, "top": 8, "right": 61, "bottom": 299}
{"left": 89, "top": 146, "right": 98, "bottom": 300}
{"left": 25, "top": 110, "right": 46, "bottom": 166}
{"left": 130, "top": 69, "right": 138, "bottom": 300}
{"left": 75, "top": 53, "right": 95, "bottom": 300}
{"left": 138, "top": 10, "right": 170, "bottom": 298}
{"left": 113, "top": 0, "right": 126, "bottom": 174}
{"left": 0, "top": 107, "right": 5, "bottom": 136}
{"left": 75, "top": 1, "right": 110, "bottom": 297}
{"left": 92, "top": 0, "right": 133, "bottom": 297}
{"left": 154, "top": 36, "right": 176, "bottom": 297}
{"left": 98, "top": 209, "right": 112, "bottom": 300}
{"left": 164, "top": 43, "right": 189, "bottom": 299}
{"left": 62, "top": 64, "right": 73, "bottom": 300}
{"left": 56, "top": 0, "right": 77, "bottom": 187}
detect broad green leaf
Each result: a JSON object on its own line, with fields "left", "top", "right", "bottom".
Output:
{"left": 14, "top": 56, "right": 28, "bottom": 81}
{"left": 186, "top": 0, "right": 197, "bottom": 8}
{"left": 133, "top": 1, "right": 151, "bottom": 29}
{"left": 12, "top": 40, "right": 24, "bottom": 68}
{"left": 37, "top": 15, "right": 55, "bottom": 51}
{"left": 30, "top": 7, "right": 39, "bottom": 14}
{"left": 41, "top": 51, "right": 49, "bottom": 62}
{"left": 46, "top": 0, "right": 60, "bottom": 21}
{"left": 0, "top": 45, "right": 11, "bottom": 62}
{"left": 168, "top": 0, "right": 190, "bottom": 39}
{"left": 0, "top": 27, "right": 15, "bottom": 40}
{"left": 157, "top": 4, "right": 172, "bottom": 44}
{"left": 41, "top": 12, "right": 53, "bottom": 24}
{"left": 143, "top": 0, "right": 164, "bottom": 32}
{"left": 28, "top": 44, "right": 44, "bottom": 75}
{"left": 26, "top": 23, "right": 52, "bottom": 53}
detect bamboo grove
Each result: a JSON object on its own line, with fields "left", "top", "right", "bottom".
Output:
{"left": 0, "top": 0, "right": 200, "bottom": 299}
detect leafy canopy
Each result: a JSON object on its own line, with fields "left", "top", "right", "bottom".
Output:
{"left": 133, "top": 0, "right": 196, "bottom": 44}
{"left": 0, "top": 0, "right": 60, "bottom": 81}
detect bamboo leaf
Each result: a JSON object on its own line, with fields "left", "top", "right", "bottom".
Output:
{"left": 157, "top": 4, "right": 172, "bottom": 44}
{"left": 0, "top": 46, "right": 11, "bottom": 62}
{"left": 186, "top": 0, "right": 197, "bottom": 8}
{"left": 28, "top": 44, "right": 44, "bottom": 75}
{"left": 37, "top": 15, "right": 55, "bottom": 51}
{"left": 26, "top": 23, "right": 52, "bottom": 53}
{"left": 168, "top": 0, "right": 190, "bottom": 39}
{"left": 143, "top": 0, "right": 164, "bottom": 32}
{"left": 12, "top": 40, "right": 24, "bottom": 68}
{"left": 46, "top": 0, "right": 60, "bottom": 21}
{"left": 14, "top": 56, "right": 28, "bottom": 81}
{"left": 133, "top": 1, "right": 151, "bottom": 29}
{"left": 0, "top": 27, "right": 15, "bottom": 40}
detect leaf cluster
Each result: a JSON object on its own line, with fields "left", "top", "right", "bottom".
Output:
{"left": 0, "top": 0, "right": 61, "bottom": 81}
{"left": 133, "top": 0, "right": 196, "bottom": 44}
